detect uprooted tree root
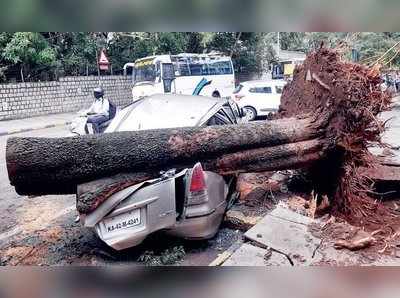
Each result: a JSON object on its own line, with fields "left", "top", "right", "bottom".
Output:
{"left": 279, "top": 46, "right": 397, "bottom": 235}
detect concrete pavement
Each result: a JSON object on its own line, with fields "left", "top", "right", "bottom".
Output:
{"left": 0, "top": 112, "right": 75, "bottom": 136}
{"left": 220, "top": 203, "right": 400, "bottom": 266}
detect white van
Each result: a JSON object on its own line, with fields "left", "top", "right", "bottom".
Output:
{"left": 231, "top": 80, "right": 287, "bottom": 121}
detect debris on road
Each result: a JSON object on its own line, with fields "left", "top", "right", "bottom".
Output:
{"left": 236, "top": 171, "right": 289, "bottom": 202}
{"left": 224, "top": 210, "right": 262, "bottom": 231}
{"left": 137, "top": 245, "right": 186, "bottom": 266}
{"left": 333, "top": 229, "right": 377, "bottom": 251}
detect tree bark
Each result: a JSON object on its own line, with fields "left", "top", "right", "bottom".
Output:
{"left": 74, "top": 138, "right": 327, "bottom": 214}
{"left": 6, "top": 117, "right": 324, "bottom": 196}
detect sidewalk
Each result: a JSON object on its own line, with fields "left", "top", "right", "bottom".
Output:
{"left": 0, "top": 112, "right": 75, "bottom": 136}
{"left": 215, "top": 202, "right": 400, "bottom": 266}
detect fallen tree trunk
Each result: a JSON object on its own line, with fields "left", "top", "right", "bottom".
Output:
{"left": 76, "top": 138, "right": 327, "bottom": 213}
{"left": 7, "top": 117, "right": 324, "bottom": 196}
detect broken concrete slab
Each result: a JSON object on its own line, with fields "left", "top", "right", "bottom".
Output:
{"left": 269, "top": 202, "right": 314, "bottom": 225}
{"left": 222, "top": 243, "right": 290, "bottom": 266}
{"left": 224, "top": 210, "right": 262, "bottom": 231}
{"left": 244, "top": 203, "right": 320, "bottom": 265}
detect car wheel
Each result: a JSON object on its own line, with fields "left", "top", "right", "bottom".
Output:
{"left": 243, "top": 106, "right": 257, "bottom": 121}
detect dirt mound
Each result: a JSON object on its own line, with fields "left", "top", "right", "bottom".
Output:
{"left": 279, "top": 46, "right": 396, "bottom": 232}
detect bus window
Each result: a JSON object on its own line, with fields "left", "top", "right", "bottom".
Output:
{"left": 208, "top": 61, "right": 233, "bottom": 75}
{"left": 174, "top": 62, "right": 190, "bottom": 76}
{"left": 189, "top": 63, "right": 203, "bottom": 76}
{"left": 134, "top": 64, "right": 156, "bottom": 83}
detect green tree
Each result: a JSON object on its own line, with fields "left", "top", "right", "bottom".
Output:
{"left": 0, "top": 32, "right": 13, "bottom": 81}
{"left": 185, "top": 32, "right": 203, "bottom": 53}
{"left": 107, "top": 33, "right": 154, "bottom": 73}
{"left": 205, "top": 32, "right": 265, "bottom": 75}
{"left": 280, "top": 32, "right": 307, "bottom": 51}
{"left": 153, "top": 32, "right": 187, "bottom": 54}
{"left": 3, "top": 32, "right": 58, "bottom": 81}
{"left": 50, "top": 32, "right": 108, "bottom": 77}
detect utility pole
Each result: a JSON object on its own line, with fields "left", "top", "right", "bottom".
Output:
{"left": 277, "top": 32, "right": 280, "bottom": 58}
{"left": 96, "top": 49, "right": 101, "bottom": 85}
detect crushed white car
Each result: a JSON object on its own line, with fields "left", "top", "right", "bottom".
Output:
{"left": 78, "top": 94, "right": 245, "bottom": 250}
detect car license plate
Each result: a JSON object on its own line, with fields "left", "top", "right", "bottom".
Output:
{"left": 103, "top": 209, "right": 141, "bottom": 233}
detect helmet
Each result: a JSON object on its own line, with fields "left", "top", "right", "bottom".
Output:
{"left": 93, "top": 87, "right": 104, "bottom": 99}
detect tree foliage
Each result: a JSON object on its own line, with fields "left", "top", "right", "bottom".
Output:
{"left": 0, "top": 32, "right": 400, "bottom": 82}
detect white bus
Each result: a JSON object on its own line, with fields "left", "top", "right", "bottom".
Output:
{"left": 123, "top": 53, "right": 235, "bottom": 101}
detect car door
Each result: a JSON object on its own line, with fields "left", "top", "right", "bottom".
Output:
{"left": 249, "top": 85, "right": 274, "bottom": 114}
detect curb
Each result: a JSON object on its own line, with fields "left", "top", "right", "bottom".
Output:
{"left": 0, "top": 121, "right": 72, "bottom": 137}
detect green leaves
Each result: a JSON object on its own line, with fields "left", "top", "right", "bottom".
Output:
{"left": 3, "top": 32, "right": 56, "bottom": 66}
{"left": 1, "top": 32, "right": 400, "bottom": 83}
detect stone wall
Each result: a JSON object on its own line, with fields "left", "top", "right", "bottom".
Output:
{"left": 0, "top": 76, "right": 132, "bottom": 121}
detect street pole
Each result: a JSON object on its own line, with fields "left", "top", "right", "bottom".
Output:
{"left": 277, "top": 32, "right": 280, "bottom": 58}
{"left": 96, "top": 49, "right": 101, "bottom": 85}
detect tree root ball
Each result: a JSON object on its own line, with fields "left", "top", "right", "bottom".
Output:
{"left": 279, "top": 46, "right": 393, "bottom": 230}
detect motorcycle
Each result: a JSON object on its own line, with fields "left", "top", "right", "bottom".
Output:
{"left": 69, "top": 109, "right": 117, "bottom": 136}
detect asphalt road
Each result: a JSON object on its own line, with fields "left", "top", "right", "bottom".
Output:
{"left": 0, "top": 126, "right": 240, "bottom": 265}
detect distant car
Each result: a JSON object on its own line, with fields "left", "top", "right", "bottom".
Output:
{"left": 231, "top": 80, "right": 287, "bottom": 121}
{"left": 79, "top": 94, "right": 245, "bottom": 250}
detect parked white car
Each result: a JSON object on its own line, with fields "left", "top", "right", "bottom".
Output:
{"left": 231, "top": 80, "right": 287, "bottom": 121}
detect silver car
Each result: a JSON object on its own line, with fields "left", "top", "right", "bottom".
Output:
{"left": 78, "top": 94, "right": 245, "bottom": 250}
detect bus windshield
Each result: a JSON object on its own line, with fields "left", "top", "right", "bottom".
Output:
{"left": 134, "top": 64, "right": 156, "bottom": 83}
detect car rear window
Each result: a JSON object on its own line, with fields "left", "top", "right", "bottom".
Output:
{"left": 233, "top": 84, "right": 243, "bottom": 94}
{"left": 207, "top": 104, "right": 236, "bottom": 126}
{"left": 249, "top": 86, "right": 272, "bottom": 93}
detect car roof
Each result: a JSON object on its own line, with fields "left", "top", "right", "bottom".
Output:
{"left": 106, "top": 94, "right": 225, "bottom": 132}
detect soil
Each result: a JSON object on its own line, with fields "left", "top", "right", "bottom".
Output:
{"left": 278, "top": 46, "right": 397, "bottom": 235}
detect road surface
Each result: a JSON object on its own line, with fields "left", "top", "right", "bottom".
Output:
{"left": 0, "top": 126, "right": 240, "bottom": 265}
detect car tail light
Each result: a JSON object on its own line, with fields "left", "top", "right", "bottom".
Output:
{"left": 234, "top": 94, "right": 244, "bottom": 100}
{"left": 187, "top": 163, "right": 208, "bottom": 206}
{"left": 189, "top": 163, "right": 206, "bottom": 192}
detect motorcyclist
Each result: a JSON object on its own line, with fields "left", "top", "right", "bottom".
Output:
{"left": 84, "top": 87, "right": 110, "bottom": 134}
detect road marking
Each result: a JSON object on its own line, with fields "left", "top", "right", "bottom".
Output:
{"left": 0, "top": 205, "right": 76, "bottom": 243}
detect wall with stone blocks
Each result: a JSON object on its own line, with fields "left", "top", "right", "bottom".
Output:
{"left": 0, "top": 76, "right": 132, "bottom": 121}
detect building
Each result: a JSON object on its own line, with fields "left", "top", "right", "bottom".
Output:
{"left": 271, "top": 45, "right": 306, "bottom": 79}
